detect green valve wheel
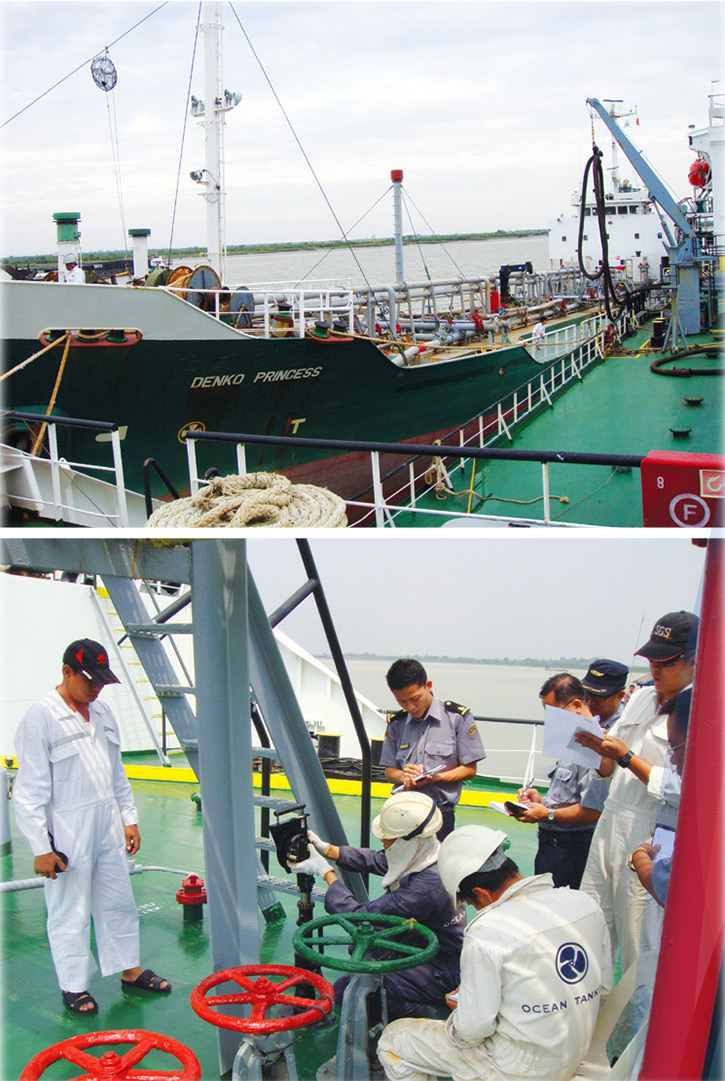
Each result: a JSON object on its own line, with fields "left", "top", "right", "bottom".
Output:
{"left": 292, "top": 912, "right": 439, "bottom": 974}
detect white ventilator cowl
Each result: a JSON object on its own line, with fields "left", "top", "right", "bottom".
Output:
{"left": 372, "top": 791, "right": 442, "bottom": 841}
{"left": 438, "top": 824, "right": 509, "bottom": 900}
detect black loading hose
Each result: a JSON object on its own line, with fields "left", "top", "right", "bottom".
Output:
{"left": 577, "top": 145, "right": 628, "bottom": 326}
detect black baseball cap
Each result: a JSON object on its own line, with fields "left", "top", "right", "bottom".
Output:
{"left": 62, "top": 639, "right": 120, "bottom": 685}
{"left": 582, "top": 659, "right": 629, "bottom": 696}
{"left": 635, "top": 611, "right": 699, "bottom": 662}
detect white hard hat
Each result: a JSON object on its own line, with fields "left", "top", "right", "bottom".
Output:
{"left": 438, "top": 825, "right": 509, "bottom": 900}
{"left": 64, "top": 253, "right": 77, "bottom": 265}
{"left": 372, "top": 791, "right": 442, "bottom": 841}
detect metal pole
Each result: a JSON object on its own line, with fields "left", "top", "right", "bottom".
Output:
{"left": 542, "top": 463, "right": 551, "bottom": 525}
{"left": 295, "top": 540, "right": 372, "bottom": 858}
{"left": 191, "top": 540, "right": 257, "bottom": 1077}
{"left": 391, "top": 169, "right": 404, "bottom": 282}
{"left": 0, "top": 771, "right": 11, "bottom": 857}
{"left": 371, "top": 452, "right": 385, "bottom": 528}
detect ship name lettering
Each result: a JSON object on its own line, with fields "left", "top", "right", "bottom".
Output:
{"left": 190, "top": 374, "right": 245, "bottom": 389}
{"left": 253, "top": 367, "right": 323, "bottom": 383}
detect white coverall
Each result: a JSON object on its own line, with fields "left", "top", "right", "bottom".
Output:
{"left": 378, "top": 874, "right": 612, "bottom": 1081}
{"left": 580, "top": 687, "right": 680, "bottom": 970}
{"left": 13, "top": 691, "right": 140, "bottom": 993}
{"left": 61, "top": 264, "right": 86, "bottom": 284}
{"left": 579, "top": 686, "right": 680, "bottom": 1053}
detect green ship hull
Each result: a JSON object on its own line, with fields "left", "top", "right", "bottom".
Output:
{"left": 2, "top": 280, "right": 550, "bottom": 502}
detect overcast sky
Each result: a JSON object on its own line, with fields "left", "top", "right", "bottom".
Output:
{"left": 246, "top": 534, "right": 707, "bottom": 662}
{"left": 1, "top": 0, "right": 722, "bottom": 256}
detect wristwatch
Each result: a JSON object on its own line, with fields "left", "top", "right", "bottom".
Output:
{"left": 618, "top": 750, "right": 634, "bottom": 768}
{"left": 547, "top": 808, "right": 556, "bottom": 822}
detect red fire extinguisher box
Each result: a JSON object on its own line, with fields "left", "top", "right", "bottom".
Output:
{"left": 641, "top": 450, "right": 725, "bottom": 527}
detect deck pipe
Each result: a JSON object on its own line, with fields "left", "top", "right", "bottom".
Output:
{"left": 0, "top": 771, "right": 10, "bottom": 857}
{"left": 0, "top": 863, "right": 194, "bottom": 893}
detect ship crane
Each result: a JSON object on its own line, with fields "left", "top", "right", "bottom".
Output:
{"left": 586, "top": 97, "right": 702, "bottom": 337}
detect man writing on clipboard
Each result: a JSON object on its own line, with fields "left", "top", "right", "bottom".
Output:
{"left": 512, "top": 672, "right": 612, "bottom": 890}
{"left": 380, "top": 659, "right": 486, "bottom": 840}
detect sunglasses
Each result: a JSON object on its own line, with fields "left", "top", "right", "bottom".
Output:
{"left": 649, "top": 654, "right": 684, "bottom": 668}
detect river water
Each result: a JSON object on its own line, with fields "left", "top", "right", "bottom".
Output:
{"left": 331, "top": 657, "right": 586, "bottom": 782}
{"left": 338, "top": 657, "right": 574, "bottom": 721}
{"left": 332, "top": 657, "right": 645, "bottom": 784}
{"left": 220, "top": 233, "right": 550, "bottom": 289}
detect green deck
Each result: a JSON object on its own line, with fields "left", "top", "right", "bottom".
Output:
{"left": 393, "top": 325, "right": 723, "bottom": 527}
{"left": 2, "top": 766, "right": 538, "bottom": 1080}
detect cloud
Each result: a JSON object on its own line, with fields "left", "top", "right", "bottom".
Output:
{"left": 2, "top": 0, "right": 722, "bottom": 253}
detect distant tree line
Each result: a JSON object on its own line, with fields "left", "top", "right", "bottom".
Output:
{"left": 3, "top": 229, "right": 548, "bottom": 265}
{"left": 329, "top": 653, "right": 649, "bottom": 671}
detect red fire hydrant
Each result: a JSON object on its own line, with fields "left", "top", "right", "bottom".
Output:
{"left": 176, "top": 874, "right": 207, "bottom": 923}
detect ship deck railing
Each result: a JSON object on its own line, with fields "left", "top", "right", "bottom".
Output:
{"left": 184, "top": 429, "right": 644, "bottom": 529}
{"left": 182, "top": 312, "right": 645, "bottom": 527}
{"left": 163, "top": 266, "right": 599, "bottom": 340}
{"left": 1, "top": 411, "right": 130, "bottom": 526}
{"left": 0, "top": 411, "right": 161, "bottom": 528}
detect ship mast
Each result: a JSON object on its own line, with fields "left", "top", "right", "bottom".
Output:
{"left": 391, "top": 169, "right": 404, "bottom": 281}
{"left": 192, "top": 2, "right": 241, "bottom": 281}
{"left": 601, "top": 99, "right": 637, "bottom": 193}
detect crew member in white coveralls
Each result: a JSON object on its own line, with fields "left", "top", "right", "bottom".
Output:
{"left": 574, "top": 610, "right": 697, "bottom": 1056}
{"left": 61, "top": 253, "right": 85, "bottom": 283}
{"left": 377, "top": 825, "right": 611, "bottom": 1081}
{"left": 13, "top": 639, "right": 171, "bottom": 1016}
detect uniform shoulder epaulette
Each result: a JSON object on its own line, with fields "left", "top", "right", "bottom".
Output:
{"left": 386, "top": 708, "right": 407, "bottom": 724}
{"left": 444, "top": 700, "right": 470, "bottom": 716}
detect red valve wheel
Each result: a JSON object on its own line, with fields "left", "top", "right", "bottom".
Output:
{"left": 19, "top": 1029, "right": 201, "bottom": 1080}
{"left": 190, "top": 964, "right": 335, "bottom": 1034}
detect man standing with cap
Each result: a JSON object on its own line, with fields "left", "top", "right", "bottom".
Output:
{"left": 13, "top": 639, "right": 170, "bottom": 1016}
{"left": 574, "top": 611, "right": 698, "bottom": 1055}
{"left": 288, "top": 791, "right": 465, "bottom": 1021}
{"left": 581, "top": 659, "right": 629, "bottom": 730}
{"left": 381, "top": 659, "right": 486, "bottom": 840}
{"left": 377, "top": 825, "right": 611, "bottom": 1081}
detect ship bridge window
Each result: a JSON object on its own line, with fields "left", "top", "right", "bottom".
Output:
{"left": 629, "top": 205, "right": 639, "bottom": 213}
{"left": 584, "top": 208, "right": 591, "bottom": 216}
{"left": 618, "top": 206, "right": 628, "bottom": 215}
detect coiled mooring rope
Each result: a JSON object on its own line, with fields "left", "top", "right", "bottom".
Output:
{"left": 146, "top": 472, "right": 347, "bottom": 528}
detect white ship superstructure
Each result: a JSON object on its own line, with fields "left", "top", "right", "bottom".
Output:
{"left": 549, "top": 103, "right": 667, "bottom": 284}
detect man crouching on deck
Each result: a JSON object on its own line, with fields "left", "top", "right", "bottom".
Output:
{"left": 377, "top": 825, "right": 611, "bottom": 1081}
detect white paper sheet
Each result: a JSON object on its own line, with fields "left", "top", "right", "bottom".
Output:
{"left": 542, "top": 704, "right": 602, "bottom": 768}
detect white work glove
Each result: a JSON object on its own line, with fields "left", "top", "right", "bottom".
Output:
{"left": 307, "top": 829, "right": 333, "bottom": 858}
{"left": 288, "top": 849, "right": 332, "bottom": 877}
